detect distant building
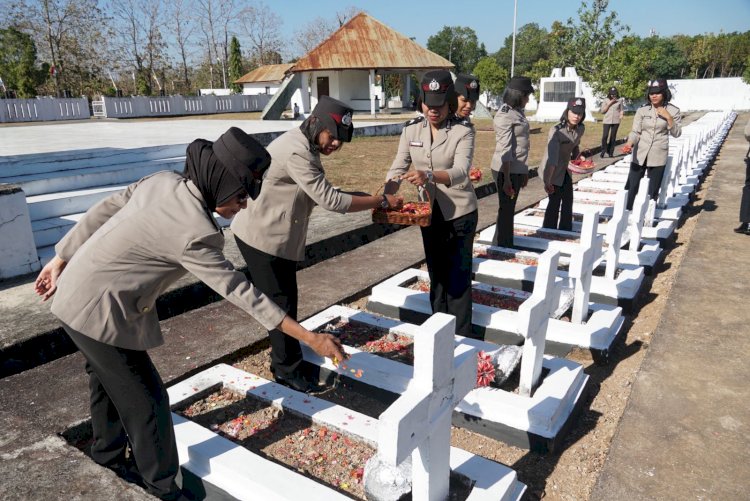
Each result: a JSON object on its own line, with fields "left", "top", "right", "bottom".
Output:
{"left": 262, "top": 13, "right": 453, "bottom": 119}
{"left": 234, "top": 63, "right": 295, "bottom": 96}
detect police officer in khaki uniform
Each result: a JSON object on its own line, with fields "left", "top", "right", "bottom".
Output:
{"left": 600, "top": 86, "right": 624, "bottom": 157}
{"left": 232, "top": 96, "right": 402, "bottom": 392}
{"left": 491, "top": 76, "right": 534, "bottom": 247}
{"left": 622, "top": 78, "right": 682, "bottom": 210}
{"left": 455, "top": 73, "right": 480, "bottom": 120}
{"left": 33, "top": 128, "right": 347, "bottom": 500}
{"left": 384, "top": 70, "right": 478, "bottom": 336}
{"left": 541, "top": 98, "right": 587, "bottom": 231}
{"left": 735, "top": 118, "right": 750, "bottom": 234}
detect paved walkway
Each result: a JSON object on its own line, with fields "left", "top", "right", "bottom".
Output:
{"left": 592, "top": 114, "right": 750, "bottom": 500}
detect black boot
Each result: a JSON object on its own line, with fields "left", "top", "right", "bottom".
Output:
{"left": 600, "top": 151, "right": 605, "bottom": 158}
{"left": 733, "top": 222, "right": 750, "bottom": 234}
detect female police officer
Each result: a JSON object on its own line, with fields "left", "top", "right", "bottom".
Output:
{"left": 541, "top": 98, "right": 587, "bottom": 231}
{"left": 600, "top": 86, "right": 624, "bottom": 158}
{"left": 383, "top": 70, "right": 478, "bottom": 337}
{"left": 622, "top": 78, "right": 682, "bottom": 210}
{"left": 34, "top": 127, "right": 347, "bottom": 500}
{"left": 455, "top": 73, "right": 480, "bottom": 121}
{"left": 491, "top": 76, "right": 534, "bottom": 247}
{"left": 231, "top": 96, "right": 403, "bottom": 392}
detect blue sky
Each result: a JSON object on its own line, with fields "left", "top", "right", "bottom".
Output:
{"left": 280, "top": 0, "right": 750, "bottom": 54}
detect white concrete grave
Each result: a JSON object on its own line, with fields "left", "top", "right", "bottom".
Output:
{"left": 367, "top": 249, "right": 622, "bottom": 357}
{"left": 474, "top": 196, "right": 644, "bottom": 311}
{"left": 167, "top": 363, "right": 526, "bottom": 500}
{"left": 569, "top": 212, "right": 597, "bottom": 324}
{"left": 299, "top": 305, "right": 589, "bottom": 452}
{"left": 374, "top": 313, "right": 477, "bottom": 501}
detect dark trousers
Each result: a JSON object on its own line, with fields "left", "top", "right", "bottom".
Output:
{"left": 601, "top": 123, "right": 619, "bottom": 156}
{"left": 492, "top": 171, "right": 525, "bottom": 247}
{"left": 543, "top": 171, "right": 573, "bottom": 231}
{"left": 420, "top": 203, "right": 478, "bottom": 337}
{"left": 741, "top": 157, "right": 750, "bottom": 223}
{"left": 235, "top": 237, "right": 301, "bottom": 379}
{"left": 625, "top": 162, "right": 666, "bottom": 210}
{"left": 64, "top": 327, "right": 180, "bottom": 500}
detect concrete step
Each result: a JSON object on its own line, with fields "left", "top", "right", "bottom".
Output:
{"left": 4, "top": 158, "right": 184, "bottom": 196}
{"left": 31, "top": 213, "right": 83, "bottom": 248}
{"left": 0, "top": 144, "right": 187, "bottom": 178}
{"left": 27, "top": 185, "right": 125, "bottom": 221}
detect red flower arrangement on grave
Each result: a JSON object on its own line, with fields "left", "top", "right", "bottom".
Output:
{"left": 476, "top": 351, "right": 496, "bottom": 387}
{"left": 469, "top": 166, "right": 482, "bottom": 182}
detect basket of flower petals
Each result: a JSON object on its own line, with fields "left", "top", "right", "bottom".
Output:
{"left": 567, "top": 158, "right": 596, "bottom": 175}
{"left": 469, "top": 166, "right": 482, "bottom": 182}
{"left": 372, "top": 187, "right": 432, "bottom": 227}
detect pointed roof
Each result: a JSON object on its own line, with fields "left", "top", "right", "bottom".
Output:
{"left": 291, "top": 13, "right": 453, "bottom": 72}
{"left": 234, "top": 63, "right": 295, "bottom": 84}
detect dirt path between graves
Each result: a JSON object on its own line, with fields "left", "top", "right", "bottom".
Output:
{"left": 228, "top": 165, "right": 714, "bottom": 500}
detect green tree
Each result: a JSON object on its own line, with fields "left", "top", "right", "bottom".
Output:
{"left": 472, "top": 57, "right": 505, "bottom": 98}
{"left": 638, "top": 36, "right": 688, "bottom": 80}
{"left": 595, "top": 36, "right": 651, "bottom": 101}
{"left": 427, "top": 26, "right": 487, "bottom": 74}
{"left": 0, "top": 26, "right": 43, "bottom": 97}
{"left": 494, "top": 23, "right": 549, "bottom": 77}
{"left": 228, "top": 35, "right": 243, "bottom": 93}
{"left": 743, "top": 55, "right": 750, "bottom": 84}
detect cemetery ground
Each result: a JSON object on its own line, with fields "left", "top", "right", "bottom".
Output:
{"left": 1, "top": 111, "right": 746, "bottom": 500}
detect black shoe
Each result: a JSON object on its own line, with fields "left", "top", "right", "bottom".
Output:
{"left": 274, "top": 372, "right": 326, "bottom": 394}
{"left": 608, "top": 152, "right": 614, "bottom": 158}
{"left": 733, "top": 223, "right": 750, "bottom": 234}
{"left": 600, "top": 152, "right": 605, "bottom": 158}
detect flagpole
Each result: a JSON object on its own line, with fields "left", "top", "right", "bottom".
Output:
{"left": 511, "top": 0, "right": 518, "bottom": 77}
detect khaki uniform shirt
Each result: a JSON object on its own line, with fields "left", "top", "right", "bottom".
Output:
{"left": 491, "top": 104, "right": 530, "bottom": 174}
{"left": 540, "top": 123, "right": 585, "bottom": 187}
{"left": 744, "top": 119, "right": 750, "bottom": 143}
{"left": 600, "top": 98, "right": 624, "bottom": 125}
{"left": 628, "top": 103, "right": 682, "bottom": 167}
{"left": 231, "top": 127, "right": 353, "bottom": 261}
{"left": 385, "top": 116, "right": 477, "bottom": 221}
{"left": 51, "top": 171, "right": 286, "bottom": 351}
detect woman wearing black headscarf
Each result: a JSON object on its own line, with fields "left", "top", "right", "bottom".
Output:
{"left": 34, "top": 127, "right": 347, "bottom": 500}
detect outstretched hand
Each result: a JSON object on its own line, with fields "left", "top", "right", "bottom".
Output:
{"left": 308, "top": 331, "right": 349, "bottom": 367}
{"left": 34, "top": 255, "right": 66, "bottom": 301}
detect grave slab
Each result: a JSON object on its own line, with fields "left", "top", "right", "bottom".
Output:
{"left": 300, "top": 306, "right": 589, "bottom": 453}
{"left": 365, "top": 267, "right": 623, "bottom": 359}
{"left": 168, "top": 364, "right": 527, "bottom": 500}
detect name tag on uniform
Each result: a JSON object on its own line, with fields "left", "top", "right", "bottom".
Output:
{"left": 409, "top": 141, "right": 423, "bottom": 147}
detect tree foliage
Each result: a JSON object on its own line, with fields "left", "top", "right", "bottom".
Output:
{"left": 228, "top": 35, "right": 243, "bottom": 93}
{"left": 494, "top": 23, "right": 549, "bottom": 78}
{"left": 427, "top": 26, "right": 487, "bottom": 75}
{"left": 472, "top": 57, "right": 505, "bottom": 98}
{"left": 0, "top": 26, "right": 44, "bottom": 97}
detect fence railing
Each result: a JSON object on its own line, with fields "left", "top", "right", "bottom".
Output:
{"left": 100, "top": 94, "right": 272, "bottom": 118}
{"left": 0, "top": 97, "right": 91, "bottom": 123}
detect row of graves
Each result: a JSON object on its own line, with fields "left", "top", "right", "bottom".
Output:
{"left": 161, "top": 112, "right": 736, "bottom": 500}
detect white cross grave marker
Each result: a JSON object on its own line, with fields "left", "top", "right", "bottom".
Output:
{"left": 569, "top": 212, "right": 600, "bottom": 325}
{"left": 518, "top": 249, "right": 561, "bottom": 397}
{"left": 377, "top": 313, "right": 477, "bottom": 501}
{"left": 629, "top": 177, "right": 650, "bottom": 252}
{"left": 604, "top": 191, "right": 628, "bottom": 280}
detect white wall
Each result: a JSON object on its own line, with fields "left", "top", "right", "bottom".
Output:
{"left": 242, "top": 83, "right": 281, "bottom": 96}
{"left": 668, "top": 77, "right": 750, "bottom": 111}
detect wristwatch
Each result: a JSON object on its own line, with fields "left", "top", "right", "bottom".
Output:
{"left": 425, "top": 170, "right": 434, "bottom": 184}
{"left": 380, "top": 194, "right": 389, "bottom": 209}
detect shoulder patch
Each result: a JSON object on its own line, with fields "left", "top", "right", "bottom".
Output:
{"left": 404, "top": 116, "right": 425, "bottom": 127}
{"left": 554, "top": 122, "right": 564, "bottom": 131}
{"left": 450, "top": 116, "right": 473, "bottom": 128}
{"left": 499, "top": 104, "right": 511, "bottom": 113}
{"left": 639, "top": 103, "right": 650, "bottom": 108}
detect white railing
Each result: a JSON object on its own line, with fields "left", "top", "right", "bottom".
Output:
{"left": 100, "top": 94, "right": 271, "bottom": 118}
{"left": 0, "top": 97, "right": 91, "bottom": 123}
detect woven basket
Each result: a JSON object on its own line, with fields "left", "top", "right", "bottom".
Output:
{"left": 372, "top": 186, "right": 432, "bottom": 227}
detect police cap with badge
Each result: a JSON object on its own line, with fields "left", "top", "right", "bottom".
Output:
{"left": 311, "top": 95, "right": 354, "bottom": 142}
{"left": 420, "top": 70, "right": 456, "bottom": 107}
{"left": 455, "top": 74, "right": 480, "bottom": 101}
{"left": 567, "top": 97, "right": 586, "bottom": 115}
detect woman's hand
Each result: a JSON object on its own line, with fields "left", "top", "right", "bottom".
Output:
{"left": 307, "top": 331, "right": 349, "bottom": 367}
{"left": 34, "top": 255, "right": 66, "bottom": 301}
{"left": 544, "top": 182, "right": 555, "bottom": 194}
{"left": 384, "top": 194, "right": 404, "bottom": 209}
{"left": 401, "top": 170, "right": 430, "bottom": 187}
{"left": 656, "top": 107, "right": 674, "bottom": 127}
{"left": 621, "top": 143, "right": 633, "bottom": 154}
{"left": 502, "top": 180, "right": 515, "bottom": 198}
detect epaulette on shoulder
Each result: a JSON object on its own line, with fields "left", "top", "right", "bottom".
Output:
{"left": 640, "top": 102, "right": 650, "bottom": 108}
{"left": 553, "top": 121, "right": 564, "bottom": 131}
{"left": 499, "top": 104, "right": 511, "bottom": 113}
{"left": 404, "top": 116, "right": 425, "bottom": 127}
{"left": 450, "top": 116, "right": 473, "bottom": 128}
